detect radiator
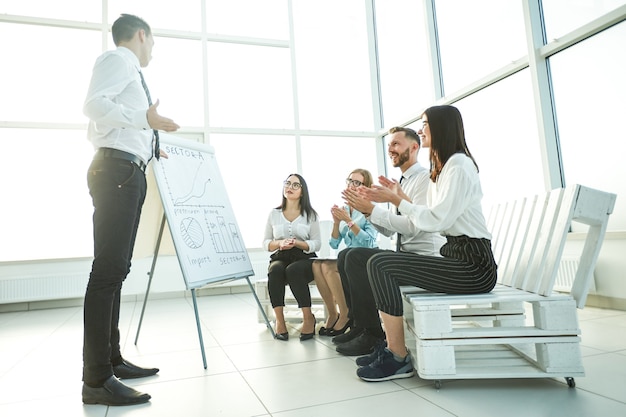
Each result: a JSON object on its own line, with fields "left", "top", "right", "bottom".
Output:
{"left": 554, "top": 257, "right": 596, "bottom": 293}
{"left": 0, "top": 273, "right": 88, "bottom": 304}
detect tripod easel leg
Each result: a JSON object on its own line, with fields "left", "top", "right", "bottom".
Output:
{"left": 135, "top": 214, "right": 166, "bottom": 345}
{"left": 191, "top": 289, "right": 208, "bottom": 369}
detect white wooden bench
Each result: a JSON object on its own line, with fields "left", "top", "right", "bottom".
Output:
{"left": 255, "top": 221, "right": 336, "bottom": 325}
{"left": 401, "top": 184, "right": 616, "bottom": 389}
{"left": 255, "top": 280, "right": 329, "bottom": 324}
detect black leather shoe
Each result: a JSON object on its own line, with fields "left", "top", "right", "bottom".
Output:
{"left": 113, "top": 359, "right": 159, "bottom": 379}
{"left": 82, "top": 375, "right": 151, "bottom": 406}
{"left": 335, "top": 331, "right": 382, "bottom": 356}
{"left": 332, "top": 326, "right": 364, "bottom": 345}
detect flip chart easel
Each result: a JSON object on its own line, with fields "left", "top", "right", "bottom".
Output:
{"left": 134, "top": 134, "right": 274, "bottom": 368}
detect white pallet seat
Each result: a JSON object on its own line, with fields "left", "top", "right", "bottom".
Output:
{"left": 401, "top": 184, "right": 616, "bottom": 387}
{"left": 255, "top": 279, "right": 328, "bottom": 323}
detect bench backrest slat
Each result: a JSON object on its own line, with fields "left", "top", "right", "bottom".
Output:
{"left": 569, "top": 186, "right": 616, "bottom": 307}
{"left": 503, "top": 187, "right": 574, "bottom": 294}
{"left": 488, "top": 202, "right": 508, "bottom": 263}
{"left": 533, "top": 186, "right": 579, "bottom": 295}
{"left": 508, "top": 191, "right": 549, "bottom": 289}
{"left": 496, "top": 197, "right": 531, "bottom": 287}
{"left": 487, "top": 184, "right": 616, "bottom": 308}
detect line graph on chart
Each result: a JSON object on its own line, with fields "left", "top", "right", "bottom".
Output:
{"left": 158, "top": 154, "right": 244, "bottom": 254}
{"left": 173, "top": 163, "right": 212, "bottom": 206}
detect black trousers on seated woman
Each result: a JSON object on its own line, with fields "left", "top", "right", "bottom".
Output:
{"left": 268, "top": 255, "right": 315, "bottom": 308}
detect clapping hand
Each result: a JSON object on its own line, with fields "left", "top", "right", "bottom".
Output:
{"left": 358, "top": 175, "right": 408, "bottom": 206}
{"left": 342, "top": 188, "right": 374, "bottom": 216}
{"left": 330, "top": 205, "right": 350, "bottom": 223}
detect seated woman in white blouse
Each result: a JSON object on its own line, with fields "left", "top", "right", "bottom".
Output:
{"left": 263, "top": 174, "right": 321, "bottom": 341}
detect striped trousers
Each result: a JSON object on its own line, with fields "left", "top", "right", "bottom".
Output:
{"left": 367, "top": 236, "right": 498, "bottom": 317}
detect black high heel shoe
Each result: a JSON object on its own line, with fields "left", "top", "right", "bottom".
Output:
{"left": 275, "top": 332, "right": 289, "bottom": 341}
{"left": 319, "top": 315, "right": 340, "bottom": 336}
{"left": 300, "top": 316, "right": 316, "bottom": 341}
{"left": 327, "top": 319, "right": 352, "bottom": 337}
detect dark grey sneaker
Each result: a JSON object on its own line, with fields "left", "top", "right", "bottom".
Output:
{"left": 355, "top": 339, "right": 386, "bottom": 367}
{"left": 356, "top": 348, "right": 415, "bottom": 382}
{"left": 332, "top": 327, "right": 364, "bottom": 345}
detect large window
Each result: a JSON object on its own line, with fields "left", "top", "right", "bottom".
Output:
{"left": 205, "top": 0, "right": 289, "bottom": 39}
{"left": 0, "top": 24, "right": 100, "bottom": 123}
{"left": 542, "top": 0, "right": 626, "bottom": 40}
{"left": 375, "top": 0, "right": 435, "bottom": 126}
{"left": 434, "top": 0, "right": 527, "bottom": 95}
{"left": 292, "top": 0, "right": 374, "bottom": 131}
{"left": 1, "top": 1, "right": 375, "bottom": 261}
{"left": 108, "top": 0, "right": 203, "bottom": 32}
{"left": 549, "top": 21, "right": 626, "bottom": 230}
{"left": 0, "top": 129, "right": 94, "bottom": 261}
{"left": 0, "top": 23, "right": 100, "bottom": 262}
{"left": 206, "top": 43, "right": 294, "bottom": 129}
{"left": 454, "top": 70, "right": 544, "bottom": 210}
{"left": 0, "top": 0, "right": 100, "bottom": 21}
{"left": 1, "top": 1, "right": 625, "bottom": 263}
{"left": 148, "top": 37, "right": 205, "bottom": 127}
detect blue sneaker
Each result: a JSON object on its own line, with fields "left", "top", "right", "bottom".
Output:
{"left": 356, "top": 348, "right": 415, "bottom": 382}
{"left": 355, "top": 340, "right": 386, "bottom": 367}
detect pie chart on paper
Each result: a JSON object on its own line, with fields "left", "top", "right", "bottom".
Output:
{"left": 180, "top": 217, "right": 204, "bottom": 249}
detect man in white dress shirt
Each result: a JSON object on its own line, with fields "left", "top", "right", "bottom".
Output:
{"left": 81, "top": 14, "right": 179, "bottom": 406}
{"left": 334, "top": 127, "right": 445, "bottom": 356}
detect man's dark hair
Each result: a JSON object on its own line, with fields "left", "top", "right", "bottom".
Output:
{"left": 111, "top": 14, "right": 151, "bottom": 46}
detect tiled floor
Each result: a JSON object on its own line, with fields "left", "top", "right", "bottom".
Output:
{"left": 0, "top": 292, "right": 625, "bottom": 416}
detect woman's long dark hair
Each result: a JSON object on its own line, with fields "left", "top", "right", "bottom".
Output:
{"left": 276, "top": 173, "right": 318, "bottom": 221}
{"left": 424, "top": 105, "right": 479, "bottom": 182}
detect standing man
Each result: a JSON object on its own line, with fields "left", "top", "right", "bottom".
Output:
{"left": 81, "top": 14, "right": 179, "bottom": 406}
{"left": 333, "top": 127, "right": 445, "bottom": 356}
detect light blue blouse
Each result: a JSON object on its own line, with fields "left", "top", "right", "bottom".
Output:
{"left": 329, "top": 207, "right": 378, "bottom": 249}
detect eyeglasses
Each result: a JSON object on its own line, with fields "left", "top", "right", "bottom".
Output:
{"left": 284, "top": 181, "right": 302, "bottom": 190}
{"left": 346, "top": 178, "right": 363, "bottom": 187}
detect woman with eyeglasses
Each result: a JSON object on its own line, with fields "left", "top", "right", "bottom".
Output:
{"left": 313, "top": 169, "right": 378, "bottom": 337}
{"left": 263, "top": 173, "right": 321, "bottom": 341}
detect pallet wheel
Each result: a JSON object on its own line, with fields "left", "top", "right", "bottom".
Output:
{"left": 434, "top": 380, "right": 442, "bottom": 390}
{"left": 565, "top": 377, "right": 576, "bottom": 388}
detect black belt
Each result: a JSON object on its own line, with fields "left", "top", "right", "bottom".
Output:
{"left": 94, "top": 148, "right": 147, "bottom": 172}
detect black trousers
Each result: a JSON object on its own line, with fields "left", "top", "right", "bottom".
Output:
{"left": 367, "top": 236, "right": 498, "bottom": 316}
{"left": 83, "top": 158, "right": 146, "bottom": 386}
{"left": 337, "top": 247, "right": 393, "bottom": 333}
{"left": 267, "top": 258, "right": 315, "bottom": 308}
